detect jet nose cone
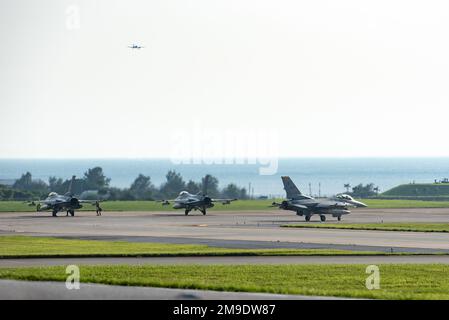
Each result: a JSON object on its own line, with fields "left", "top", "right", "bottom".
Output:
{"left": 355, "top": 201, "right": 368, "bottom": 208}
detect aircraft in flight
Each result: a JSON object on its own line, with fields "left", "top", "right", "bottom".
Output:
{"left": 271, "top": 176, "right": 367, "bottom": 222}
{"left": 158, "top": 175, "right": 237, "bottom": 215}
{"left": 128, "top": 44, "right": 144, "bottom": 49}
{"left": 31, "top": 176, "right": 103, "bottom": 217}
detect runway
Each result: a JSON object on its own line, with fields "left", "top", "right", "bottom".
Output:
{"left": 2, "top": 255, "right": 449, "bottom": 268}
{"left": 2, "top": 208, "right": 449, "bottom": 300}
{"left": 2, "top": 208, "right": 449, "bottom": 253}
{"left": 0, "top": 279, "right": 342, "bottom": 300}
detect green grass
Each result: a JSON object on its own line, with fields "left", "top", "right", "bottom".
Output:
{"left": 0, "top": 201, "right": 40, "bottom": 212}
{"left": 382, "top": 183, "right": 449, "bottom": 197}
{"left": 0, "top": 200, "right": 276, "bottom": 212}
{"left": 3, "top": 198, "right": 449, "bottom": 213}
{"left": 1, "top": 264, "right": 449, "bottom": 299}
{"left": 359, "top": 199, "right": 449, "bottom": 208}
{"left": 282, "top": 222, "right": 449, "bottom": 233}
{"left": 0, "top": 236, "right": 389, "bottom": 258}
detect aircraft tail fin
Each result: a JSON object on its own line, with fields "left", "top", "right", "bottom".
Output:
{"left": 67, "top": 175, "right": 76, "bottom": 195}
{"left": 202, "top": 174, "right": 210, "bottom": 196}
{"left": 281, "top": 176, "right": 302, "bottom": 199}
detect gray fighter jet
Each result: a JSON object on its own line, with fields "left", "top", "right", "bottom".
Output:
{"left": 32, "top": 176, "right": 102, "bottom": 217}
{"left": 271, "top": 176, "right": 367, "bottom": 222}
{"left": 159, "top": 175, "right": 237, "bottom": 215}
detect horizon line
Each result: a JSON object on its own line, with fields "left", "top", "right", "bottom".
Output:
{"left": 1, "top": 156, "right": 449, "bottom": 160}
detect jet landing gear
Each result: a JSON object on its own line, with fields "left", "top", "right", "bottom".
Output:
{"left": 65, "top": 210, "right": 75, "bottom": 217}
{"left": 305, "top": 215, "right": 311, "bottom": 222}
{"left": 337, "top": 216, "right": 341, "bottom": 221}
{"left": 52, "top": 209, "right": 58, "bottom": 217}
{"left": 320, "top": 215, "right": 326, "bottom": 222}
{"left": 185, "top": 208, "right": 207, "bottom": 216}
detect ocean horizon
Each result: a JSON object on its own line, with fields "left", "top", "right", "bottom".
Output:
{"left": 0, "top": 158, "right": 448, "bottom": 197}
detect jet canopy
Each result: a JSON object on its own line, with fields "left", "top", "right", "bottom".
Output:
{"left": 178, "top": 191, "right": 190, "bottom": 198}
{"left": 48, "top": 192, "right": 58, "bottom": 197}
{"left": 335, "top": 194, "right": 354, "bottom": 201}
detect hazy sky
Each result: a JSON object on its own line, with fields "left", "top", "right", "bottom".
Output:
{"left": 1, "top": 0, "right": 448, "bottom": 158}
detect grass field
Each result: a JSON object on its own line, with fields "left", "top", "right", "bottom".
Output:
{"left": 1, "top": 264, "right": 449, "bottom": 299}
{"left": 3, "top": 198, "right": 449, "bottom": 213}
{"left": 282, "top": 222, "right": 449, "bottom": 233}
{"left": 0, "top": 236, "right": 391, "bottom": 258}
{"left": 0, "top": 200, "right": 276, "bottom": 212}
{"left": 357, "top": 199, "right": 449, "bottom": 208}
{"left": 382, "top": 183, "right": 449, "bottom": 197}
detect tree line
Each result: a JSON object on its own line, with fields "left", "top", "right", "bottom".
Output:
{"left": 344, "top": 183, "right": 379, "bottom": 198}
{"left": 0, "top": 167, "right": 248, "bottom": 201}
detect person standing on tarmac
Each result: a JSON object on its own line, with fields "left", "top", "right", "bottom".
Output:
{"left": 95, "top": 201, "right": 103, "bottom": 216}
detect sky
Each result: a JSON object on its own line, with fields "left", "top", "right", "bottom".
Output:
{"left": 1, "top": 0, "right": 448, "bottom": 159}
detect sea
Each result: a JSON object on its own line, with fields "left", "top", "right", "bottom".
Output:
{"left": 0, "top": 158, "right": 448, "bottom": 197}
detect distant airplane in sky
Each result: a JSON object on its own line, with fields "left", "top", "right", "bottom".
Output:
{"left": 128, "top": 44, "right": 144, "bottom": 49}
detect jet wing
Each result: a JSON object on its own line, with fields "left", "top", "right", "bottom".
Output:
{"left": 28, "top": 200, "right": 45, "bottom": 204}
{"left": 78, "top": 200, "right": 104, "bottom": 207}
{"left": 270, "top": 201, "right": 308, "bottom": 210}
{"left": 31, "top": 199, "right": 66, "bottom": 205}
{"left": 316, "top": 202, "right": 348, "bottom": 208}
{"left": 211, "top": 198, "right": 238, "bottom": 205}
{"left": 40, "top": 200, "right": 73, "bottom": 206}
{"left": 156, "top": 199, "right": 175, "bottom": 205}
{"left": 289, "top": 203, "right": 309, "bottom": 210}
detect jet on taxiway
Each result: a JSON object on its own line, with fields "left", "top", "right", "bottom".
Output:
{"left": 31, "top": 176, "right": 102, "bottom": 217}
{"left": 271, "top": 176, "right": 367, "bottom": 222}
{"left": 158, "top": 175, "right": 237, "bottom": 215}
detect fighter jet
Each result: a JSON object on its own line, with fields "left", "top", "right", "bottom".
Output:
{"left": 31, "top": 176, "right": 103, "bottom": 217}
{"left": 128, "top": 44, "right": 144, "bottom": 49}
{"left": 158, "top": 175, "right": 237, "bottom": 215}
{"left": 271, "top": 176, "right": 367, "bottom": 222}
